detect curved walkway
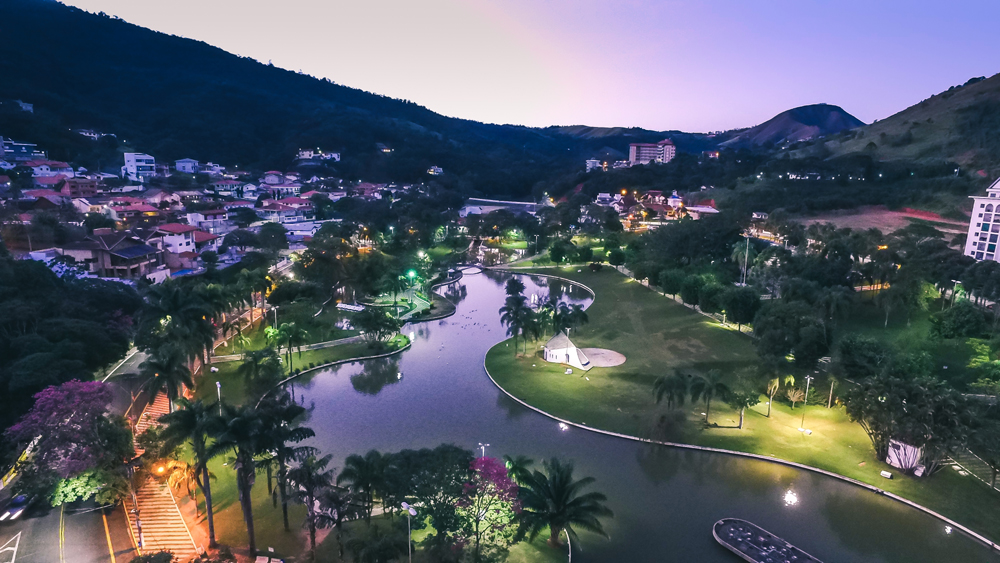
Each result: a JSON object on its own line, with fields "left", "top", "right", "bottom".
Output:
{"left": 212, "top": 335, "right": 365, "bottom": 363}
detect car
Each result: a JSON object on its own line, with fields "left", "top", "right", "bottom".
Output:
{"left": 0, "top": 494, "right": 32, "bottom": 522}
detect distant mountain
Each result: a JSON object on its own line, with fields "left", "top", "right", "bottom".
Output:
{"left": 719, "top": 104, "right": 864, "bottom": 148}
{"left": 805, "top": 74, "right": 1000, "bottom": 170}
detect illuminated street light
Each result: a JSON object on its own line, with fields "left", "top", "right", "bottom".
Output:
{"left": 402, "top": 502, "right": 418, "bottom": 563}
{"left": 478, "top": 442, "right": 490, "bottom": 457}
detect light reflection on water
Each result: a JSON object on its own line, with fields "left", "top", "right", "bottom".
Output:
{"left": 292, "top": 271, "right": 994, "bottom": 562}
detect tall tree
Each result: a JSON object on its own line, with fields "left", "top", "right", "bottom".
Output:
{"left": 258, "top": 392, "right": 316, "bottom": 531}
{"left": 515, "top": 458, "right": 613, "bottom": 549}
{"left": 160, "top": 398, "right": 222, "bottom": 548}
{"left": 337, "top": 450, "right": 387, "bottom": 524}
{"left": 139, "top": 344, "right": 194, "bottom": 412}
{"left": 288, "top": 454, "right": 337, "bottom": 555}
{"left": 690, "top": 369, "right": 729, "bottom": 423}
{"left": 210, "top": 404, "right": 266, "bottom": 556}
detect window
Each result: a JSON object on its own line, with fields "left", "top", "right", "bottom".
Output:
{"left": 989, "top": 254, "right": 996, "bottom": 261}
{"left": 993, "top": 224, "right": 1000, "bottom": 233}
{"left": 977, "top": 252, "right": 985, "bottom": 260}
{"left": 989, "top": 244, "right": 996, "bottom": 253}
{"left": 990, "top": 234, "right": 997, "bottom": 243}
{"left": 988, "top": 204, "right": 994, "bottom": 213}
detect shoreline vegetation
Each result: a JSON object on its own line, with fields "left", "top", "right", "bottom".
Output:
{"left": 484, "top": 266, "right": 1000, "bottom": 548}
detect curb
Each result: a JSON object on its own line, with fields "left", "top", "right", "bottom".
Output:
{"left": 481, "top": 353, "right": 1000, "bottom": 551}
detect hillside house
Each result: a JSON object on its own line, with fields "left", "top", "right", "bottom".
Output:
{"left": 175, "top": 158, "right": 200, "bottom": 173}
{"left": 185, "top": 209, "right": 232, "bottom": 234}
{"left": 57, "top": 227, "right": 165, "bottom": 281}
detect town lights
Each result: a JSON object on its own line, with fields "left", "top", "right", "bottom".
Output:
{"left": 407, "top": 270, "right": 416, "bottom": 279}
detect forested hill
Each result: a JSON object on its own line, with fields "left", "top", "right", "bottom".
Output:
{"left": 719, "top": 104, "right": 864, "bottom": 148}
{"left": 0, "top": 0, "right": 632, "bottom": 196}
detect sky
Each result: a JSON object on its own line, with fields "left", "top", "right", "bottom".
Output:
{"left": 64, "top": 0, "right": 1000, "bottom": 132}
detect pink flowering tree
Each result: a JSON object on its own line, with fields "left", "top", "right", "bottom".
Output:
{"left": 5, "top": 380, "right": 134, "bottom": 504}
{"left": 455, "top": 456, "right": 520, "bottom": 563}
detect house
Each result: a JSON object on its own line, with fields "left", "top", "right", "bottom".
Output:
{"left": 185, "top": 209, "right": 232, "bottom": 235}
{"left": 262, "top": 171, "right": 286, "bottom": 185}
{"left": 31, "top": 175, "right": 69, "bottom": 189}
{"left": 645, "top": 190, "right": 665, "bottom": 204}
{"left": 175, "top": 158, "right": 200, "bottom": 174}
{"left": 22, "top": 189, "right": 71, "bottom": 207}
{"left": 142, "top": 189, "right": 182, "bottom": 208}
{"left": 56, "top": 228, "right": 165, "bottom": 281}
{"left": 542, "top": 332, "right": 591, "bottom": 371}
{"left": 174, "top": 190, "right": 205, "bottom": 204}
{"left": 202, "top": 162, "right": 225, "bottom": 175}
{"left": 427, "top": 166, "right": 443, "bottom": 176}
{"left": 109, "top": 203, "right": 162, "bottom": 228}
{"left": 354, "top": 182, "right": 385, "bottom": 200}
{"left": 61, "top": 177, "right": 101, "bottom": 198}
{"left": 122, "top": 153, "right": 156, "bottom": 182}
{"left": 260, "top": 199, "right": 314, "bottom": 223}
{"left": 210, "top": 179, "right": 243, "bottom": 194}
{"left": 266, "top": 183, "right": 302, "bottom": 198}
{"left": 72, "top": 198, "right": 104, "bottom": 215}
{"left": 585, "top": 159, "right": 603, "bottom": 172}
{"left": 26, "top": 160, "right": 74, "bottom": 178}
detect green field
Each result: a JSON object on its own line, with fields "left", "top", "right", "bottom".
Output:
{"left": 215, "top": 301, "right": 358, "bottom": 356}
{"left": 486, "top": 266, "right": 1000, "bottom": 542}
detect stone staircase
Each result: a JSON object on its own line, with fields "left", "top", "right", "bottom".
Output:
{"left": 133, "top": 391, "right": 171, "bottom": 456}
{"left": 126, "top": 478, "right": 200, "bottom": 562}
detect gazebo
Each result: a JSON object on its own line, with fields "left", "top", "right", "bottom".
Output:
{"left": 543, "top": 332, "right": 591, "bottom": 371}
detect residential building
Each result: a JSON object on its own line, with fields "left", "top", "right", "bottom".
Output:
{"left": 61, "top": 178, "right": 101, "bottom": 198}
{"left": 156, "top": 223, "right": 200, "bottom": 253}
{"left": 427, "top": 166, "right": 444, "bottom": 176}
{"left": 0, "top": 138, "right": 45, "bottom": 162}
{"left": 260, "top": 199, "right": 315, "bottom": 224}
{"left": 585, "top": 159, "right": 604, "bottom": 172}
{"left": 266, "top": 183, "right": 302, "bottom": 198}
{"left": 628, "top": 139, "right": 676, "bottom": 165}
{"left": 175, "top": 158, "right": 200, "bottom": 173}
{"left": 185, "top": 209, "right": 232, "bottom": 235}
{"left": 262, "top": 171, "right": 286, "bottom": 185}
{"left": 109, "top": 203, "right": 162, "bottom": 228}
{"left": 210, "top": 179, "right": 243, "bottom": 194}
{"left": 965, "top": 179, "right": 1000, "bottom": 261}
{"left": 22, "top": 189, "right": 70, "bottom": 207}
{"left": 141, "top": 189, "right": 182, "bottom": 208}
{"left": 26, "top": 159, "right": 74, "bottom": 177}
{"left": 122, "top": 153, "right": 156, "bottom": 182}
{"left": 57, "top": 228, "right": 165, "bottom": 281}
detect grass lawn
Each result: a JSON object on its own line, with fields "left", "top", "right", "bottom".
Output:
{"left": 215, "top": 301, "right": 358, "bottom": 356}
{"left": 312, "top": 516, "right": 567, "bottom": 563}
{"left": 486, "top": 266, "right": 1000, "bottom": 543}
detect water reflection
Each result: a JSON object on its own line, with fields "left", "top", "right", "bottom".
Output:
{"left": 440, "top": 282, "right": 468, "bottom": 305}
{"left": 292, "top": 270, "right": 997, "bottom": 563}
{"left": 350, "top": 356, "right": 402, "bottom": 395}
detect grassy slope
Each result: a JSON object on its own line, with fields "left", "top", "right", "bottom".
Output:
{"left": 800, "top": 73, "right": 1000, "bottom": 165}
{"left": 486, "top": 267, "right": 1000, "bottom": 541}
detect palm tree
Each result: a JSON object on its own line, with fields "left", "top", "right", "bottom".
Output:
{"left": 652, "top": 371, "right": 690, "bottom": 410}
{"left": 499, "top": 295, "right": 530, "bottom": 357}
{"left": 766, "top": 375, "right": 794, "bottom": 417}
{"left": 337, "top": 450, "right": 386, "bottom": 524}
{"left": 731, "top": 239, "right": 757, "bottom": 284}
{"left": 140, "top": 345, "right": 194, "bottom": 412}
{"left": 258, "top": 393, "right": 316, "bottom": 531}
{"left": 564, "top": 304, "right": 589, "bottom": 333}
{"left": 384, "top": 275, "right": 410, "bottom": 315}
{"left": 316, "top": 487, "right": 360, "bottom": 559}
{"left": 277, "top": 322, "right": 310, "bottom": 374}
{"left": 160, "top": 398, "right": 222, "bottom": 548}
{"left": 503, "top": 454, "right": 534, "bottom": 485}
{"left": 288, "top": 454, "right": 337, "bottom": 555}
{"left": 210, "top": 403, "right": 266, "bottom": 557}
{"left": 158, "top": 459, "right": 201, "bottom": 514}
{"left": 236, "top": 347, "right": 283, "bottom": 396}
{"left": 516, "top": 458, "right": 614, "bottom": 548}
{"left": 344, "top": 525, "right": 408, "bottom": 563}
{"left": 827, "top": 375, "right": 839, "bottom": 408}
{"left": 142, "top": 280, "right": 215, "bottom": 365}
{"left": 690, "top": 369, "right": 729, "bottom": 423}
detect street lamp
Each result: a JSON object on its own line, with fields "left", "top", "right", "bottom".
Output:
{"left": 478, "top": 443, "right": 490, "bottom": 457}
{"left": 216, "top": 381, "right": 222, "bottom": 414}
{"left": 402, "top": 502, "right": 417, "bottom": 563}
{"left": 799, "top": 375, "right": 814, "bottom": 431}
{"left": 273, "top": 305, "right": 279, "bottom": 329}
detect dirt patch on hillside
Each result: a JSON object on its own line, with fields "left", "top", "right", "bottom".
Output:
{"left": 796, "top": 206, "right": 967, "bottom": 235}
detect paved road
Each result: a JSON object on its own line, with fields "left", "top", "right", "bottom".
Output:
{"left": 0, "top": 493, "right": 136, "bottom": 563}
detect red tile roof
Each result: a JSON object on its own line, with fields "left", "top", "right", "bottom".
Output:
{"left": 157, "top": 223, "right": 199, "bottom": 234}
{"left": 32, "top": 175, "right": 68, "bottom": 185}
{"left": 193, "top": 230, "right": 219, "bottom": 243}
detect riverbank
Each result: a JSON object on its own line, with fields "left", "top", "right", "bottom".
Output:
{"left": 484, "top": 266, "right": 1000, "bottom": 546}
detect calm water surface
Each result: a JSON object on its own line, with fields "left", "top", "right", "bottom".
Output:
{"left": 294, "top": 271, "right": 996, "bottom": 562}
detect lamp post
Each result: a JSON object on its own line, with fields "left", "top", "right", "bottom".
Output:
{"left": 478, "top": 442, "right": 490, "bottom": 457}
{"left": 401, "top": 502, "right": 417, "bottom": 563}
{"left": 273, "top": 305, "right": 279, "bottom": 329}
{"left": 216, "top": 381, "right": 222, "bottom": 414}
{"left": 799, "top": 375, "right": 814, "bottom": 431}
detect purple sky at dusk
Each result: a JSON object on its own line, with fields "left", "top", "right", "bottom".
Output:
{"left": 65, "top": 0, "right": 1000, "bottom": 132}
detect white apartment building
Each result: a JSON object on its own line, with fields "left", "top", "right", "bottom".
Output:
{"left": 175, "top": 158, "right": 200, "bottom": 174}
{"left": 628, "top": 139, "right": 676, "bottom": 165}
{"left": 965, "top": 179, "right": 1000, "bottom": 261}
{"left": 122, "top": 153, "right": 156, "bottom": 182}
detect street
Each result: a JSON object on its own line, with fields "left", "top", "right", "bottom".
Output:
{"left": 0, "top": 493, "right": 136, "bottom": 563}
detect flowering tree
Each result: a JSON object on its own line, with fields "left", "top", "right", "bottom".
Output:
{"left": 456, "top": 456, "right": 520, "bottom": 563}
{"left": 4, "top": 380, "right": 134, "bottom": 504}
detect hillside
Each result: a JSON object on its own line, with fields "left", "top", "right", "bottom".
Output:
{"left": 0, "top": 0, "right": 603, "bottom": 197}
{"left": 719, "top": 104, "right": 864, "bottom": 148}
{"left": 796, "top": 74, "right": 1000, "bottom": 172}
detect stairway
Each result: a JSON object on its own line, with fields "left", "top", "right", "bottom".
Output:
{"left": 133, "top": 391, "right": 172, "bottom": 456}
{"left": 126, "top": 478, "right": 200, "bottom": 562}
